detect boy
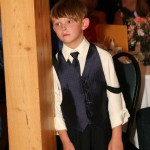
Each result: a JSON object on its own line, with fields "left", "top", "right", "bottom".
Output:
{"left": 51, "top": 0, "right": 130, "bottom": 150}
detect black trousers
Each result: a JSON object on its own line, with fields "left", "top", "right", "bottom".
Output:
{"left": 57, "top": 124, "right": 111, "bottom": 150}
{"left": 136, "top": 107, "right": 150, "bottom": 150}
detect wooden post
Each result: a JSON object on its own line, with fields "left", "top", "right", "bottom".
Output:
{"left": 1, "top": 0, "right": 56, "bottom": 149}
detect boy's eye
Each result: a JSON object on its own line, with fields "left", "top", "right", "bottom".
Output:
{"left": 54, "top": 22, "right": 61, "bottom": 27}
{"left": 67, "top": 20, "right": 71, "bottom": 23}
{"left": 67, "top": 19, "right": 74, "bottom": 24}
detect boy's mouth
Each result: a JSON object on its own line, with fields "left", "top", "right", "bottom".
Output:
{"left": 63, "top": 34, "right": 70, "bottom": 37}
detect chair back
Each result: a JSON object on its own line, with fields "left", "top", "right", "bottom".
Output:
{"left": 136, "top": 107, "right": 150, "bottom": 150}
{"left": 113, "top": 52, "right": 141, "bottom": 146}
{"left": 95, "top": 24, "right": 128, "bottom": 52}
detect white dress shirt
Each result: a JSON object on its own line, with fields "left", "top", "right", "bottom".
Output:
{"left": 53, "top": 38, "right": 130, "bottom": 131}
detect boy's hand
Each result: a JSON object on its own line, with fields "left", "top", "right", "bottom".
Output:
{"left": 108, "top": 137, "right": 123, "bottom": 150}
{"left": 108, "top": 125, "right": 123, "bottom": 150}
{"left": 63, "top": 141, "right": 75, "bottom": 150}
{"left": 58, "top": 130, "right": 75, "bottom": 150}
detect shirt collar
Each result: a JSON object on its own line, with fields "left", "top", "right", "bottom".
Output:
{"left": 62, "top": 38, "right": 90, "bottom": 61}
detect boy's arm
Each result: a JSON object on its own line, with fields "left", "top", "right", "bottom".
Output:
{"left": 108, "top": 125, "right": 123, "bottom": 150}
{"left": 53, "top": 66, "right": 67, "bottom": 130}
{"left": 58, "top": 130, "right": 75, "bottom": 150}
{"left": 53, "top": 67, "right": 75, "bottom": 149}
{"left": 96, "top": 48, "right": 129, "bottom": 126}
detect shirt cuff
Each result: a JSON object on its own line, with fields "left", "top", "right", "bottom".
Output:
{"left": 54, "top": 117, "right": 67, "bottom": 131}
{"left": 110, "top": 109, "right": 130, "bottom": 128}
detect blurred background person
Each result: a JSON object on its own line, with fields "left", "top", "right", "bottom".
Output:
{"left": 96, "top": 0, "right": 118, "bottom": 24}
{"left": 114, "top": 0, "right": 150, "bottom": 25}
{"left": 113, "top": 0, "right": 150, "bottom": 51}
{"left": 136, "top": 0, "right": 150, "bottom": 17}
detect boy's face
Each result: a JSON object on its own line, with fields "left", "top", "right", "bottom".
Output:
{"left": 52, "top": 17, "right": 89, "bottom": 48}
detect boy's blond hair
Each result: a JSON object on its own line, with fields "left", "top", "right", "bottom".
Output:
{"left": 50, "top": 0, "right": 87, "bottom": 21}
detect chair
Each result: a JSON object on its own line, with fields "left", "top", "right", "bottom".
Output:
{"left": 113, "top": 52, "right": 141, "bottom": 149}
{"left": 136, "top": 107, "right": 150, "bottom": 150}
{"left": 95, "top": 24, "right": 128, "bottom": 52}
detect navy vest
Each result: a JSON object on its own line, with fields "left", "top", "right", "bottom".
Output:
{"left": 53, "top": 44, "right": 111, "bottom": 132}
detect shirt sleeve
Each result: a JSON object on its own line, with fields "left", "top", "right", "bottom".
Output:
{"left": 97, "top": 47, "right": 130, "bottom": 128}
{"left": 53, "top": 66, "right": 67, "bottom": 131}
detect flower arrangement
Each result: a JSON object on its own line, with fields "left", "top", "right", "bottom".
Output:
{"left": 127, "top": 13, "right": 150, "bottom": 52}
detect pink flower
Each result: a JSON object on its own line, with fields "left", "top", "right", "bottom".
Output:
{"left": 127, "top": 15, "right": 150, "bottom": 51}
{"left": 137, "top": 29, "right": 144, "bottom": 36}
{"left": 135, "top": 17, "right": 148, "bottom": 24}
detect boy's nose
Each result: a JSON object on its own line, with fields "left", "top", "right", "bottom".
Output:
{"left": 62, "top": 24, "right": 67, "bottom": 30}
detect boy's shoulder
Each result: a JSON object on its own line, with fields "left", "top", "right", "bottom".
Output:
{"left": 95, "top": 44, "right": 112, "bottom": 58}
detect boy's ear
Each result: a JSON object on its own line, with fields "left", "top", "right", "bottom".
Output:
{"left": 82, "top": 18, "right": 90, "bottom": 30}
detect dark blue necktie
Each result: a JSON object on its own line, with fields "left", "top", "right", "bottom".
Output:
{"left": 70, "top": 52, "right": 80, "bottom": 74}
